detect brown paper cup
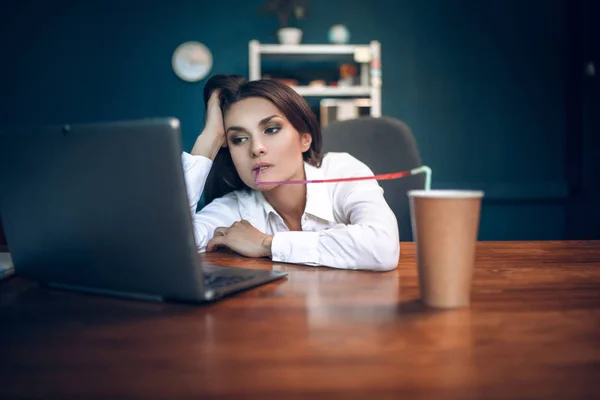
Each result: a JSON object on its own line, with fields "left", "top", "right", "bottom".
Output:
{"left": 408, "top": 190, "right": 484, "bottom": 308}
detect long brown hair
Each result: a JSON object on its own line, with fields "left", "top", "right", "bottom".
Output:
{"left": 202, "top": 74, "right": 323, "bottom": 205}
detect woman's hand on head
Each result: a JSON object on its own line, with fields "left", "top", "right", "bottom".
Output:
{"left": 190, "top": 89, "right": 226, "bottom": 160}
{"left": 206, "top": 220, "right": 274, "bottom": 258}
{"left": 204, "top": 89, "right": 226, "bottom": 145}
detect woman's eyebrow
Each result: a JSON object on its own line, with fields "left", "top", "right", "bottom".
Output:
{"left": 226, "top": 115, "right": 282, "bottom": 135}
{"left": 226, "top": 126, "right": 248, "bottom": 135}
{"left": 258, "top": 115, "right": 282, "bottom": 126}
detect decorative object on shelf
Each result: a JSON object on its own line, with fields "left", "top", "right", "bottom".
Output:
{"left": 308, "top": 80, "right": 326, "bottom": 87}
{"left": 328, "top": 24, "right": 350, "bottom": 44}
{"left": 258, "top": 0, "right": 310, "bottom": 45}
{"left": 339, "top": 63, "right": 357, "bottom": 87}
{"left": 278, "top": 28, "right": 302, "bottom": 45}
{"left": 172, "top": 41, "right": 213, "bottom": 82}
{"left": 353, "top": 47, "right": 372, "bottom": 63}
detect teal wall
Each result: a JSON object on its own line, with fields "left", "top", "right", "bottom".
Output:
{"left": 1, "top": 0, "right": 569, "bottom": 240}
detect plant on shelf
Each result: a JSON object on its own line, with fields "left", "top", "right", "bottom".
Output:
{"left": 258, "top": 0, "right": 310, "bottom": 45}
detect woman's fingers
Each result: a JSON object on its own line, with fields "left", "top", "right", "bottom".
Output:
{"left": 213, "top": 227, "right": 229, "bottom": 237}
{"left": 206, "top": 235, "right": 227, "bottom": 252}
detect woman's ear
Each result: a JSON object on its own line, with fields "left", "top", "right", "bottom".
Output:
{"left": 300, "top": 132, "right": 312, "bottom": 152}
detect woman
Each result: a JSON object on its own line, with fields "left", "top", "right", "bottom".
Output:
{"left": 181, "top": 74, "right": 399, "bottom": 271}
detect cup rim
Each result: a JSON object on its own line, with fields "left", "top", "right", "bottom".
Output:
{"left": 408, "top": 189, "right": 484, "bottom": 199}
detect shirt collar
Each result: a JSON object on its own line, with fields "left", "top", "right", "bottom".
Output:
{"left": 303, "top": 161, "right": 335, "bottom": 222}
{"left": 257, "top": 161, "right": 335, "bottom": 223}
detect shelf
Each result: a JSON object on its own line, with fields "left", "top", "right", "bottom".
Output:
{"left": 258, "top": 44, "right": 371, "bottom": 56}
{"left": 290, "top": 86, "right": 371, "bottom": 96}
{"left": 249, "top": 40, "right": 381, "bottom": 117}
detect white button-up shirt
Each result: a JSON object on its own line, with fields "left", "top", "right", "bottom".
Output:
{"left": 182, "top": 151, "right": 400, "bottom": 271}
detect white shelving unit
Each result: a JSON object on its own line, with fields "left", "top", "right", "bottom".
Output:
{"left": 248, "top": 40, "right": 382, "bottom": 117}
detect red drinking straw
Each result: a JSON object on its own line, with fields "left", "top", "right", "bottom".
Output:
{"left": 255, "top": 166, "right": 432, "bottom": 190}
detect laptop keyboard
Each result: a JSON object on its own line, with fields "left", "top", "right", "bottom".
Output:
{"left": 202, "top": 272, "right": 256, "bottom": 289}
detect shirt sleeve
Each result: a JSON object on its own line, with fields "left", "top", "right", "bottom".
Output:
{"left": 181, "top": 152, "right": 241, "bottom": 252}
{"left": 270, "top": 154, "right": 400, "bottom": 271}
{"left": 181, "top": 152, "right": 211, "bottom": 215}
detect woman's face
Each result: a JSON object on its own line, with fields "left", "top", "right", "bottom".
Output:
{"left": 223, "top": 97, "right": 312, "bottom": 191}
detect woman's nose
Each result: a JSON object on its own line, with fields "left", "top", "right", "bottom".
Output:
{"left": 251, "top": 140, "right": 267, "bottom": 157}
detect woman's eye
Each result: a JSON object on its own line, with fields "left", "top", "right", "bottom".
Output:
{"left": 265, "top": 126, "right": 280, "bottom": 135}
{"left": 231, "top": 137, "right": 248, "bottom": 145}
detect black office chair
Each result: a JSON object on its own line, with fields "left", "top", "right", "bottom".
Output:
{"left": 322, "top": 116, "right": 425, "bottom": 242}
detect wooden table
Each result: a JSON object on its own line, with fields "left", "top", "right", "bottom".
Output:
{"left": 1, "top": 241, "right": 599, "bottom": 399}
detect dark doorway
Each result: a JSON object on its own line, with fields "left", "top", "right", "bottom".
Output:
{"left": 566, "top": 0, "right": 600, "bottom": 240}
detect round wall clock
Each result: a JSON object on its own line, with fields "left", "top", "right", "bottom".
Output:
{"left": 172, "top": 41, "right": 213, "bottom": 82}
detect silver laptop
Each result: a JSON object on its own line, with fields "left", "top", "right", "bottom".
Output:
{"left": 0, "top": 117, "right": 287, "bottom": 302}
